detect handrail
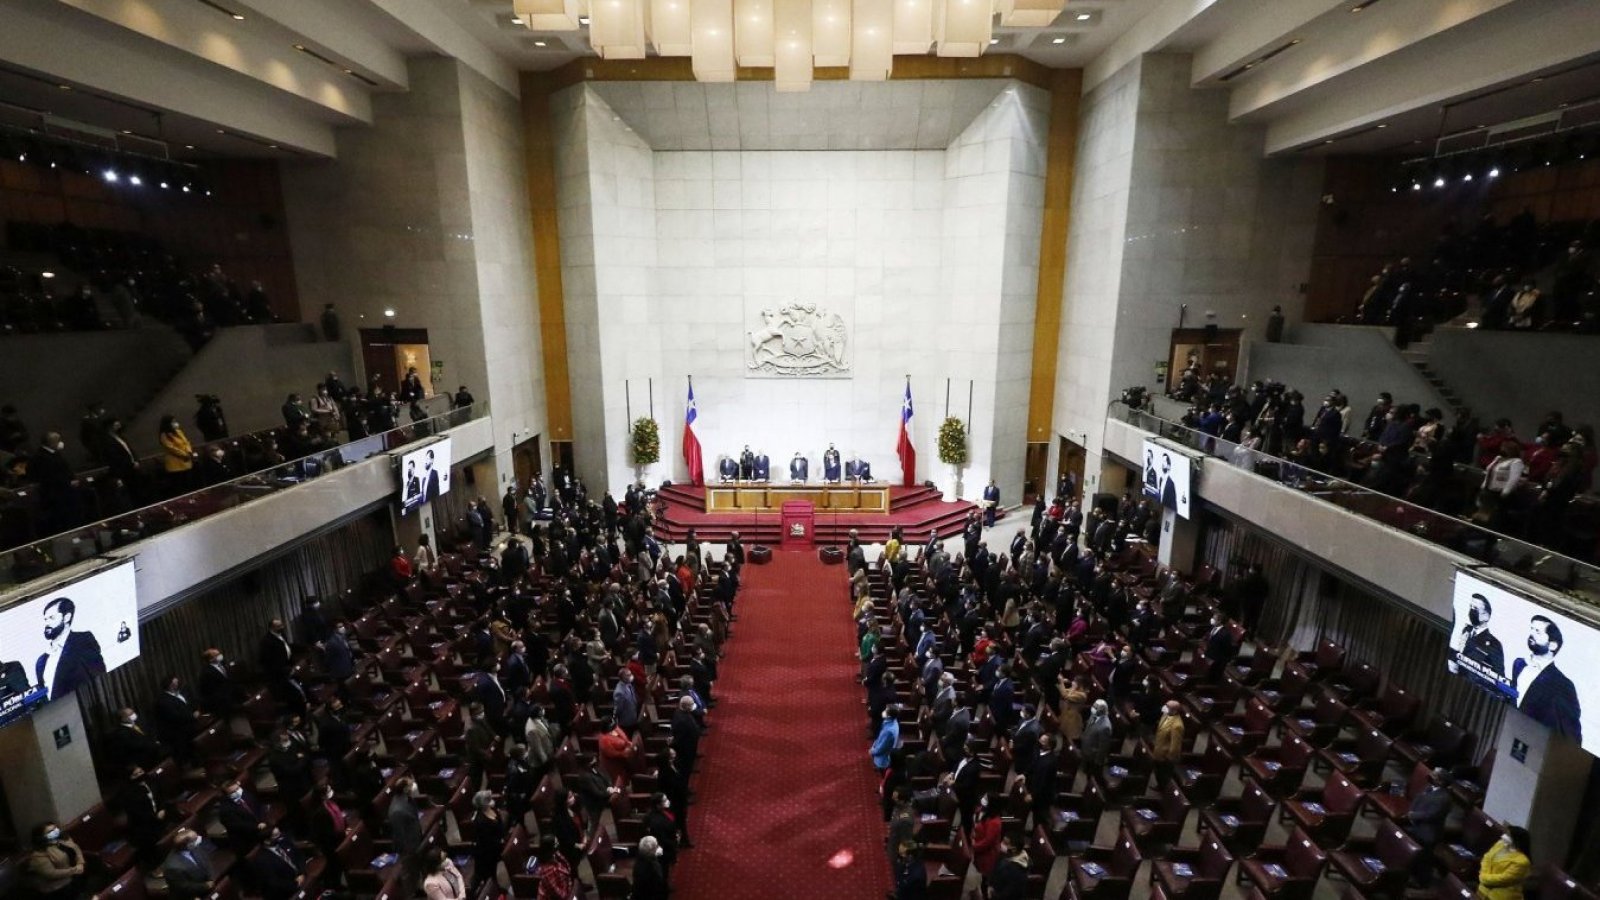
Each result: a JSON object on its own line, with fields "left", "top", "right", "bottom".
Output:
{"left": 0, "top": 400, "right": 488, "bottom": 588}
{"left": 1106, "top": 401, "right": 1600, "bottom": 605}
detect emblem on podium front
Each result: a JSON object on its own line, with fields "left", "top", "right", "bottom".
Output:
{"left": 790, "top": 522, "right": 807, "bottom": 537}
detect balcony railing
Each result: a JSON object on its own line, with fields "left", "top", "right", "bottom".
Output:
{"left": 0, "top": 399, "right": 488, "bottom": 588}
{"left": 1108, "top": 402, "right": 1600, "bottom": 606}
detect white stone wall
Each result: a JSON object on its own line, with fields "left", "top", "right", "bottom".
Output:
{"left": 282, "top": 58, "right": 549, "bottom": 491}
{"left": 1051, "top": 53, "right": 1322, "bottom": 491}
{"left": 552, "top": 81, "right": 1048, "bottom": 500}
{"left": 460, "top": 66, "right": 549, "bottom": 488}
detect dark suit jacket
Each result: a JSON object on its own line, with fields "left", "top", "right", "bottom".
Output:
{"left": 258, "top": 633, "right": 293, "bottom": 679}
{"left": 251, "top": 842, "right": 305, "bottom": 900}
{"left": 671, "top": 709, "right": 702, "bottom": 760}
{"left": 107, "top": 723, "right": 166, "bottom": 769}
{"left": 1461, "top": 629, "right": 1505, "bottom": 680}
{"left": 163, "top": 847, "right": 214, "bottom": 900}
{"left": 1515, "top": 661, "right": 1582, "bottom": 742}
{"left": 219, "top": 795, "right": 266, "bottom": 848}
{"left": 37, "top": 630, "right": 106, "bottom": 699}
{"left": 199, "top": 664, "right": 243, "bottom": 714}
{"left": 115, "top": 780, "right": 165, "bottom": 840}
{"left": 1161, "top": 477, "right": 1179, "bottom": 510}
{"left": 387, "top": 795, "right": 424, "bottom": 855}
{"left": 322, "top": 633, "right": 354, "bottom": 681}
{"left": 153, "top": 691, "right": 199, "bottom": 747}
{"left": 424, "top": 469, "right": 442, "bottom": 502}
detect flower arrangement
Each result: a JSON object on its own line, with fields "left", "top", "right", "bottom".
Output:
{"left": 937, "top": 417, "right": 968, "bottom": 466}
{"left": 631, "top": 417, "right": 660, "bottom": 466}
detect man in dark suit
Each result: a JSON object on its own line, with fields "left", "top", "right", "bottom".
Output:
{"left": 258, "top": 619, "right": 293, "bottom": 681}
{"left": 739, "top": 445, "right": 755, "bottom": 480}
{"left": 196, "top": 643, "right": 243, "bottom": 714}
{"left": 670, "top": 695, "right": 703, "bottom": 776}
{"left": 988, "top": 666, "right": 1018, "bottom": 734}
{"left": 789, "top": 452, "right": 808, "bottom": 482}
{"left": 823, "top": 444, "right": 841, "bottom": 482}
{"left": 116, "top": 765, "right": 171, "bottom": 867}
{"left": 162, "top": 829, "right": 216, "bottom": 900}
{"left": 35, "top": 596, "right": 106, "bottom": 700}
{"left": 1159, "top": 454, "right": 1179, "bottom": 510}
{"left": 217, "top": 781, "right": 271, "bottom": 851}
{"left": 422, "top": 448, "right": 443, "bottom": 502}
{"left": 951, "top": 747, "right": 982, "bottom": 833}
{"left": 1203, "top": 614, "right": 1238, "bottom": 682}
{"left": 402, "top": 461, "right": 422, "bottom": 505}
{"left": 1454, "top": 592, "right": 1506, "bottom": 681}
{"left": 153, "top": 674, "right": 201, "bottom": 762}
{"left": 251, "top": 829, "right": 307, "bottom": 900}
{"left": 322, "top": 624, "right": 355, "bottom": 682}
{"left": 982, "top": 480, "right": 1000, "bottom": 527}
{"left": 106, "top": 707, "right": 167, "bottom": 769}
{"left": 1514, "top": 616, "right": 1582, "bottom": 742}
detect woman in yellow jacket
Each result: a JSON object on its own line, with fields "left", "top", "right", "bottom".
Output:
{"left": 1477, "top": 826, "right": 1531, "bottom": 900}
{"left": 158, "top": 414, "right": 196, "bottom": 493}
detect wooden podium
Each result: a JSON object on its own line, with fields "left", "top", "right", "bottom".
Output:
{"left": 780, "top": 501, "right": 815, "bottom": 548}
{"left": 705, "top": 483, "right": 889, "bottom": 513}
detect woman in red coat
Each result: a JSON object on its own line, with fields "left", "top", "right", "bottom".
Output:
{"left": 970, "top": 794, "right": 1004, "bottom": 880}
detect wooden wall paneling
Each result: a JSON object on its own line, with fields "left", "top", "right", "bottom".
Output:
{"left": 1026, "top": 68, "right": 1082, "bottom": 443}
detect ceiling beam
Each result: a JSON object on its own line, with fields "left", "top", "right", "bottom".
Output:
{"left": 1189, "top": 0, "right": 1343, "bottom": 86}
{"left": 1262, "top": 0, "right": 1600, "bottom": 153}
{"left": 54, "top": 0, "right": 373, "bottom": 124}
{"left": 0, "top": 0, "right": 336, "bottom": 155}
{"left": 363, "top": 0, "right": 520, "bottom": 97}
{"left": 230, "top": 0, "right": 411, "bottom": 90}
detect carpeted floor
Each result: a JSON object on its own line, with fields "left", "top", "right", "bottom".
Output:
{"left": 672, "top": 550, "right": 891, "bottom": 900}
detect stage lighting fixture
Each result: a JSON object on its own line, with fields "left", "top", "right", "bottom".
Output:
{"left": 1462, "top": 172, "right": 1473, "bottom": 182}
{"left": 129, "top": 175, "right": 143, "bottom": 186}
{"left": 1432, "top": 176, "right": 1445, "bottom": 188}
{"left": 103, "top": 169, "right": 119, "bottom": 183}
{"left": 1489, "top": 167, "right": 1500, "bottom": 178}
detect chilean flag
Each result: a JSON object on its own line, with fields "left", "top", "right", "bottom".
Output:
{"left": 896, "top": 381, "right": 916, "bottom": 488}
{"left": 683, "top": 381, "right": 704, "bottom": 485}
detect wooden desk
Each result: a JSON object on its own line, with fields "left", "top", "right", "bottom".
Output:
{"left": 705, "top": 483, "right": 890, "bottom": 513}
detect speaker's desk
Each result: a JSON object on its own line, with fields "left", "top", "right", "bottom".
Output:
{"left": 704, "top": 482, "right": 889, "bottom": 513}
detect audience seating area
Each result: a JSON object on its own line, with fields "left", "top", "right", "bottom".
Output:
{"left": 3, "top": 505, "right": 730, "bottom": 900}
{"left": 2, "top": 221, "right": 275, "bottom": 339}
{"left": 856, "top": 530, "right": 1593, "bottom": 900}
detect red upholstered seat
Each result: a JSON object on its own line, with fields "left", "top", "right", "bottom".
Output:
{"left": 1151, "top": 836, "right": 1234, "bottom": 900}
{"left": 1326, "top": 821, "right": 1422, "bottom": 899}
{"left": 1237, "top": 826, "right": 1326, "bottom": 900}
{"left": 1281, "top": 770, "right": 1365, "bottom": 847}
{"left": 1066, "top": 829, "right": 1143, "bottom": 900}
{"left": 1197, "top": 781, "right": 1275, "bottom": 856}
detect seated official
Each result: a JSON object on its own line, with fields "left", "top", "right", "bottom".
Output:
{"left": 717, "top": 456, "right": 739, "bottom": 482}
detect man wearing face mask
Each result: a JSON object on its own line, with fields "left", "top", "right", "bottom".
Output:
{"left": 35, "top": 596, "right": 105, "bottom": 701}
{"left": 217, "top": 780, "right": 271, "bottom": 851}
{"left": 162, "top": 828, "right": 215, "bottom": 900}
{"left": 198, "top": 647, "right": 245, "bottom": 716}
{"left": 115, "top": 764, "right": 170, "bottom": 867}
{"left": 643, "top": 793, "right": 680, "bottom": 882}
{"left": 632, "top": 835, "right": 670, "bottom": 900}
{"left": 106, "top": 706, "right": 166, "bottom": 769}
{"left": 1449, "top": 592, "right": 1506, "bottom": 681}
{"left": 1513, "top": 616, "right": 1582, "bottom": 742}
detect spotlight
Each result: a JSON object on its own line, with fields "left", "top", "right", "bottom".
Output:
{"left": 103, "top": 169, "right": 119, "bottom": 183}
{"left": 41, "top": 271, "right": 56, "bottom": 279}
{"left": 1411, "top": 182, "right": 1421, "bottom": 191}
{"left": 129, "top": 175, "right": 143, "bottom": 186}
{"left": 1489, "top": 167, "right": 1500, "bottom": 178}
{"left": 1462, "top": 173, "right": 1472, "bottom": 182}
{"left": 383, "top": 308, "right": 397, "bottom": 318}
{"left": 1432, "top": 176, "right": 1445, "bottom": 188}
{"left": 1051, "top": 37, "right": 1065, "bottom": 44}
{"left": 160, "top": 181, "right": 170, "bottom": 189}
{"left": 182, "top": 184, "right": 192, "bottom": 193}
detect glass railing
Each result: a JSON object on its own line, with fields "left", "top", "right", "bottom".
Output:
{"left": 1108, "top": 402, "right": 1600, "bottom": 606}
{"left": 0, "top": 399, "right": 487, "bottom": 587}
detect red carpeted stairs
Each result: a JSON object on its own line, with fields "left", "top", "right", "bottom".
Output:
{"left": 671, "top": 551, "right": 891, "bottom": 900}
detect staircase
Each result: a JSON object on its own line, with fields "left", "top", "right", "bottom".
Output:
{"left": 1400, "top": 338, "right": 1470, "bottom": 419}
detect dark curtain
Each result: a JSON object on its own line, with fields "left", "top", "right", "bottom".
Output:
{"left": 76, "top": 510, "right": 392, "bottom": 772}
{"left": 1203, "top": 516, "right": 1507, "bottom": 759}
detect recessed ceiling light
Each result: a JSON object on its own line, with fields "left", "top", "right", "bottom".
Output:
{"left": 216, "top": 129, "right": 226, "bottom": 134}
{"left": 510, "top": 16, "right": 526, "bottom": 25}
{"left": 121, "top": 130, "right": 133, "bottom": 135}
{"left": 185, "top": 144, "right": 196, "bottom": 150}
{"left": 1376, "top": 123, "right": 1387, "bottom": 129}
{"left": 579, "top": 16, "right": 590, "bottom": 25}
{"left": 231, "top": 12, "right": 244, "bottom": 20}
{"left": 1531, "top": 76, "right": 1545, "bottom": 83}
{"left": 268, "top": 144, "right": 278, "bottom": 150}
{"left": 383, "top": 308, "right": 396, "bottom": 318}
{"left": 1076, "top": 12, "right": 1091, "bottom": 20}
{"left": 989, "top": 38, "right": 998, "bottom": 45}
{"left": 41, "top": 271, "right": 55, "bottom": 279}
{"left": 58, "top": 84, "right": 72, "bottom": 91}
{"left": 1051, "top": 37, "right": 1065, "bottom": 44}
{"left": 535, "top": 40, "right": 548, "bottom": 47}
{"left": 1323, "top": 139, "right": 1335, "bottom": 145}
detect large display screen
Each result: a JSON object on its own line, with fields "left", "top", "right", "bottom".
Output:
{"left": 0, "top": 560, "right": 141, "bottom": 724}
{"left": 1448, "top": 569, "right": 1596, "bottom": 748}
{"left": 1141, "top": 439, "right": 1193, "bottom": 519}
{"left": 398, "top": 437, "right": 453, "bottom": 514}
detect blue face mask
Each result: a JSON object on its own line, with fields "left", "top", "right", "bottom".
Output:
{"left": 46, "top": 829, "right": 62, "bottom": 842}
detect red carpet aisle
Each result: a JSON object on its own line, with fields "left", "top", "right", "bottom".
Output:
{"left": 672, "top": 550, "right": 891, "bottom": 900}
